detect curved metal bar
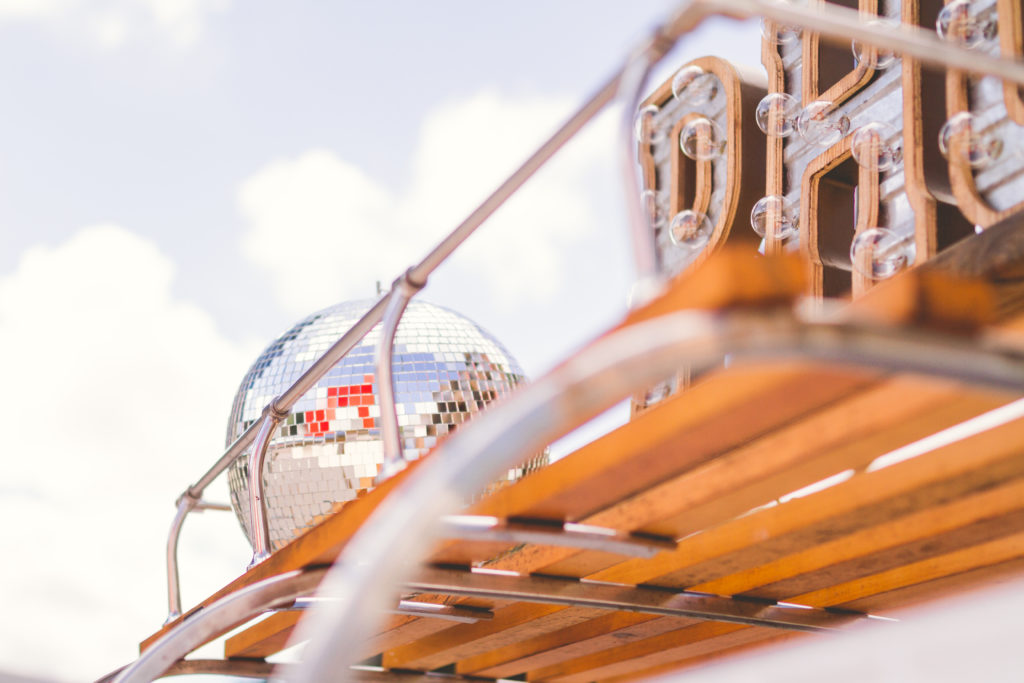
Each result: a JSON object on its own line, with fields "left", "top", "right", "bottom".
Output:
{"left": 97, "top": 658, "right": 275, "bottom": 683}
{"left": 375, "top": 272, "right": 424, "bottom": 481}
{"left": 164, "top": 495, "right": 196, "bottom": 623}
{"left": 165, "top": 495, "right": 238, "bottom": 622}
{"left": 246, "top": 408, "right": 286, "bottom": 568}
{"left": 112, "top": 568, "right": 327, "bottom": 683}
{"left": 618, "top": 38, "right": 672, "bottom": 305}
{"left": 286, "top": 309, "right": 1024, "bottom": 681}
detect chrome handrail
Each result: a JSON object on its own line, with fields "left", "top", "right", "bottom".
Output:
{"left": 161, "top": 41, "right": 635, "bottom": 620}
{"left": 112, "top": 568, "right": 327, "bottom": 683}
{"left": 375, "top": 270, "right": 424, "bottom": 482}
{"left": 159, "top": 0, "right": 1024, "bottom": 628}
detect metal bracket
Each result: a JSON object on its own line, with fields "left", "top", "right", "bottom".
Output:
{"left": 284, "top": 598, "right": 494, "bottom": 624}
{"left": 407, "top": 566, "right": 864, "bottom": 633}
{"left": 439, "top": 515, "right": 677, "bottom": 558}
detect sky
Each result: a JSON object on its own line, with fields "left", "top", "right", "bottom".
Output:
{"left": 0, "top": 2, "right": 761, "bottom": 680}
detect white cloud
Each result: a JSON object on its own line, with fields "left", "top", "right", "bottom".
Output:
{"left": 238, "top": 90, "right": 618, "bottom": 314}
{"left": 238, "top": 149, "right": 421, "bottom": 314}
{"left": 0, "top": 0, "right": 229, "bottom": 48}
{"left": 0, "top": 225, "right": 254, "bottom": 680}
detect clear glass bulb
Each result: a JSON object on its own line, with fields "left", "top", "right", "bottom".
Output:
{"left": 938, "top": 111, "right": 1002, "bottom": 168}
{"left": 851, "top": 122, "right": 903, "bottom": 172}
{"left": 643, "top": 378, "right": 675, "bottom": 407}
{"left": 641, "top": 189, "right": 667, "bottom": 229}
{"left": 669, "top": 210, "right": 713, "bottom": 250}
{"left": 755, "top": 92, "right": 799, "bottom": 138}
{"left": 634, "top": 104, "right": 665, "bottom": 145}
{"left": 679, "top": 116, "right": 726, "bottom": 161}
{"left": 750, "top": 195, "right": 799, "bottom": 240}
{"left": 852, "top": 21, "right": 899, "bottom": 69}
{"left": 797, "top": 101, "right": 850, "bottom": 147}
{"left": 937, "top": 0, "right": 998, "bottom": 48}
{"left": 851, "top": 228, "right": 915, "bottom": 279}
{"left": 761, "top": 17, "right": 801, "bottom": 45}
{"left": 671, "top": 66, "right": 719, "bottom": 105}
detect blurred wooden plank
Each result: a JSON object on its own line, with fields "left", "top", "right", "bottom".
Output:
{"left": 366, "top": 616, "right": 462, "bottom": 660}
{"left": 526, "top": 621, "right": 780, "bottom": 683}
{"left": 615, "top": 249, "right": 805, "bottom": 329}
{"left": 458, "top": 613, "right": 694, "bottom": 678}
{"left": 514, "top": 478, "right": 1024, "bottom": 681}
{"left": 224, "top": 611, "right": 302, "bottom": 660}
{"left": 382, "top": 604, "right": 596, "bottom": 671}
{"left": 433, "top": 380, "right": 1007, "bottom": 674}
{"left": 436, "top": 382, "right": 1007, "bottom": 675}
{"left": 599, "top": 630, "right": 800, "bottom": 683}
{"left": 839, "top": 555, "right": 1024, "bottom": 617}
{"left": 700, "top": 477, "right": 1024, "bottom": 599}
{"left": 607, "top": 542, "right": 1024, "bottom": 682}
{"left": 447, "top": 364, "right": 876, "bottom": 531}
{"left": 508, "top": 379, "right": 1006, "bottom": 578}
{"left": 588, "top": 412, "right": 1024, "bottom": 589}
{"left": 792, "top": 530, "right": 1024, "bottom": 609}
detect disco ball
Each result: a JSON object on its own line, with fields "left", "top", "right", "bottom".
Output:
{"left": 226, "top": 298, "right": 546, "bottom": 550}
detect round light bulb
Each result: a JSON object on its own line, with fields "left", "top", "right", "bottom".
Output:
{"left": 850, "top": 228, "right": 915, "bottom": 279}
{"left": 669, "top": 210, "right": 713, "bottom": 250}
{"left": 679, "top": 116, "right": 726, "bottom": 161}
{"left": 641, "top": 189, "right": 667, "bottom": 229}
{"left": 852, "top": 21, "right": 899, "bottom": 69}
{"left": 750, "top": 195, "right": 799, "bottom": 240}
{"left": 671, "top": 66, "right": 719, "bottom": 105}
{"left": 643, "top": 378, "right": 674, "bottom": 407}
{"left": 937, "top": 0, "right": 998, "bottom": 48}
{"left": 756, "top": 92, "right": 799, "bottom": 138}
{"left": 634, "top": 104, "right": 665, "bottom": 145}
{"left": 851, "top": 122, "right": 903, "bottom": 172}
{"left": 938, "top": 111, "right": 1002, "bottom": 168}
{"left": 797, "top": 101, "right": 850, "bottom": 147}
{"left": 760, "top": 17, "right": 801, "bottom": 45}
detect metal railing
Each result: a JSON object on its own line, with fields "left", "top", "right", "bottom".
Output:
{"left": 125, "top": 307, "right": 1024, "bottom": 683}
{"left": 159, "top": 0, "right": 1024, "bottom": 632}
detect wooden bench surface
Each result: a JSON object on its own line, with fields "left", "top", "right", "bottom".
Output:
{"left": 142, "top": 233, "right": 1024, "bottom": 681}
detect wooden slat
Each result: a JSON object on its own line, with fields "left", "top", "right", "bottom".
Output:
{"left": 366, "top": 616, "right": 463, "bottom": 660}
{"left": 223, "top": 611, "right": 302, "bottom": 660}
{"left": 381, "top": 603, "right": 584, "bottom": 671}
{"left": 517, "top": 531, "right": 1024, "bottom": 681}
{"left": 476, "top": 414, "right": 1022, "bottom": 678}
{"left": 428, "top": 383, "right": 1004, "bottom": 675}
{"left": 459, "top": 613, "right": 695, "bottom": 678}
{"left": 413, "top": 380, "right": 1006, "bottom": 674}
{"left": 599, "top": 630, "right": 802, "bottom": 683}
{"left": 613, "top": 249, "right": 805, "bottom": 330}
{"left": 839, "top": 555, "right": 1024, "bottom": 616}
{"left": 492, "top": 480, "right": 1024, "bottom": 679}
{"left": 792, "top": 530, "right": 1024, "bottom": 609}
{"left": 591, "top": 536, "right": 1024, "bottom": 681}
{"left": 500, "top": 459, "right": 1024, "bottom": 680}
{"left": 587, "top": 412, "right": 1024, "bottom": 589}
{"left": 451, "top": 364, "right": 876, "bottom": 529}
{"left": 700, "top": 476, "right": 1024, "bottom": 599}
{"left": 526, "top": 621, "right": 777, "bottom": 682}
{"left": 506, "top": 379, "right": 1006, "bottom": 578}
